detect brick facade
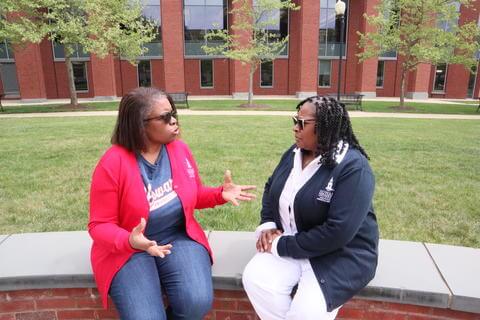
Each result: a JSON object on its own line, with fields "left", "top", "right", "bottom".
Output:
{"left": 1, "top": 0, "right": 479, "bottom": 100}
{"left": 0, "top": 288, "right": 479, "bottom": 320}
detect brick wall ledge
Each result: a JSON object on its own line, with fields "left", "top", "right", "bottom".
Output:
{"left": 0, "top": 231, "right": 479, "bottom": 319}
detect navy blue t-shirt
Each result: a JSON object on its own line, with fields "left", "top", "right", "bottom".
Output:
{"left": 137, "top": 146, "right": 186, "bottom": 243}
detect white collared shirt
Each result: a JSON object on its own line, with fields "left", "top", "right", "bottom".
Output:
{"left": 255, "top": 141, "right": 349, "bottom": 257}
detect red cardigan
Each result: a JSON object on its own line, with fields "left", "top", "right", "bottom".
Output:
{"left": 88, "top": 140, "right": 226, "bottom": 308}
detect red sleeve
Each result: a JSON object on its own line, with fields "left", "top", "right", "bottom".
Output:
{"left": 88, "top": 156, "right": 136, "bottom": 254}
{"left": 184, "top": 145, "right": 227, "bottom": 209}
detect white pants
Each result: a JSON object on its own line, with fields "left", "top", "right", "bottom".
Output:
{"left": 242, "top": 253, "right": 340, "bottom": 320}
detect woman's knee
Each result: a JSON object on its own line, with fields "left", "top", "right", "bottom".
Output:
{"left": 112, "top": 298, "right": 166, "bottom": 320}
{"left": 242, "top": 255, "right": 264, "bottom": 291}
{"left": 172, "top": 289, "right": 213, "bottom": 318}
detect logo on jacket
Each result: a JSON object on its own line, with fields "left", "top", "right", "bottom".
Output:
{"left": 185, "top": 158, "right": 195, "bottom": 178}
{"left": 317, "top": 178, "right": 334, "bottom": 203}
{"left": 325, "top": 178, "right": 334, "bottom": 192}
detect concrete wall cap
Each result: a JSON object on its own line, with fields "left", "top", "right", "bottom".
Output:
{"left": 0, "top": 231, "right": 478, "bottom": 314}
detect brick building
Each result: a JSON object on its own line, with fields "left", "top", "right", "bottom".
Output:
{"left": 0, "top": 0, "right": 479, "bottom": 101}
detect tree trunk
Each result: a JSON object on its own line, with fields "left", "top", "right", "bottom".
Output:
{"left": 248, "top": 64, "right": 254, "bottom": 106}
{"left": 65, "top": 54, "right": 78, "bottom": 107}
{"left": 400, "top": 69, "right": 406, "bottom": 108}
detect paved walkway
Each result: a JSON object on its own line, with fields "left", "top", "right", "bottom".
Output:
{"left": 3, "top": 95, "right": 479, "bottom": 106}
{"left": 1, "top": 109, "right": 480, "bottom": 120}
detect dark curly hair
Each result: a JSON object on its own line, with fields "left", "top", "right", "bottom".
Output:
{"left": 297, "top": 95, "right": 369, "bottom": 168}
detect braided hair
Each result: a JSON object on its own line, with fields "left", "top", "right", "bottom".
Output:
{"left": 297, "top": 95, "right": 369, "bottom": 168}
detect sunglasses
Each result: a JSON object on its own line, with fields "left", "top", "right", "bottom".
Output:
{"left": 292, "top": 115, "right": 315, "bottom": 130}
{"left": 144, "top": 111, "right": 177, "bottom": 124}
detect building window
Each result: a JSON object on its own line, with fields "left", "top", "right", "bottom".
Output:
{"left": 254, "top": 1, "right": 290, "bottom": 56}
{"left": 376, "top": 60, "right": 385, "bottom": 88}
{"left": 319, "top": 0, "right": 348, "bottom": 57}
{"left": 138, "top": 60, "right": 152, "bottom": 87}
{"left": 140, "top": 0, "right": 162, "bottom": 58}
{"left": 378, "top": 1, "right": 398, "bottom": 60}
{"left": 53, "top": 43, "right": 89, "bottom": 60}
{"left": 433, "top": 63, "right": 447, "bottom": 92}
{"left": 467, "top": 65, "right": 477, "bottom": 98}
{"left": 72, "top": 62, "right": 88, "bottom": 92}
{"left": 318, "top": 60, "right": 331, "bottom": 87}
{"left": 0, "top": 40, "right": 14, "bottom": 61}
{"left": 200, "top": 59, "right": 213, "bottom": 88}
{"left": 438, "top": 1, "right": 461, "bottom": 32}
{"left": 184, "top": 0, "right": 228, "bottom": 56}
{"left": 379, "top": 50, "right": 397, "bottom": 59}
{"left": 260, "top": 61, "right": 273, "bottom": 87}
{"left": 0, "top": 62, "right": 20, "bottom": 95}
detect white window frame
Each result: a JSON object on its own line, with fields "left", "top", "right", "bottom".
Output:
{"left": 72, "top": 61, "right": 89, "bottom": 93}
{"left": 183, "top": 0, "right": 229, "bottom": 58}
{"left": 52, "top": 42, "right": 90, "bottom": 62}
{"left": 0, "top": 40, "right": 14, "bottom": 62}
{"left": 318, "top": 59, "right": 332, "bottom": 88}
{"left": 318, "top": 0, "right": 350, "bottom": 59}
{"left": 137, "top": 60, "right": 153, "bottom": 87}
{"left": 378, "top": 52, "right": 398, "bottom": 61}
{"left": 138, "top": 1, "right": 163, "bottom": 59}
{"left": 376, "top": 60, "right": 385, "bottom": 88}
{"left": 200, "top": 59, "right": 214, "bottom": 88}
{"left": 255, "top": 4, "right": 291, "bottom": 59}
{"left": 432, "top": 63, "right": 448, "bottom": 94}
{"left": 260, "top": 60, "right": 274, "bottom": 88}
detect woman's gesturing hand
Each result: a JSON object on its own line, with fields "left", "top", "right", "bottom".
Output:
{"left": 256, "top": 229, "right": 283, "bottom": 253}
{"left": 221, "top": 170, "right": 257, "bottom": 206}
{"left": 129, "top": 218, "right": 172, "bottom": 258}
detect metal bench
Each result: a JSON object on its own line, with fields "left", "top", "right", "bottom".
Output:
{"left": 168, "top": 92, "right": 189, "bottom": 109}
{"left": 327, "top": 93, "right": 364, "bottom": 111}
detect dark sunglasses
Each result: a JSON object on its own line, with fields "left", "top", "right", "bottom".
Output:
{"left": 144, "top": 111, "right": 177, "bottom": 124}
{"left": 292, "top": 115, "right": 315, "bottom": 130}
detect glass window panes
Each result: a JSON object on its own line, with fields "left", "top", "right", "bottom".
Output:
{"left": 254, "top": 1, "right": 289, "bottom": 56}
{"left": 53, "top": 43, "right": 89, "bottom": 60}
{"left": 319, "top": 0, "right": 348, "bottom": 57}
{"left": 257, "top": 8, "right": 280, "bottom": 30}
{"left": 138, "top": 60, "right": 152, "bottom": 87}
{"left": 376, "top": 60, "right": 385, "bottom": 87}
{"left": 184, "top": 0, "right": 227, "bottom": 56}
{"left": 140, "top": 0, "right": 162, "bottom": 57}
{"left": 439, "top": 1, "right": 461, "bottom": 31}
{"left": 142, "top": 4, "right": 161, "bottom": 24}
{"left": 0, "top": 62, "right": 20, "bottom": 94}
{"left": 260, "top": 61, "right": 273, "bottom": 87}
{"left": 467, "top": 65, "right": 477, "bottom": 98}
{"left": 318, "top": 60, "right": 331, "bottom": 87}
{"left": 72, "top": 62, "right": 88, "bottom": 91}
{"left": 0, "top": 40, "right": 14, "bottom": 60}
{"left": 433, "top": 63, "right": 447, "bottom": 92}
{"left": 379, "top": 50, "right": 396, "bottom": 58}
{"left": 200, "top": 59, "right": 213, "bottom": 87}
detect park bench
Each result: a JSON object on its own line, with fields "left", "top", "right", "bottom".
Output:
{"left": 169, "top": 92, "right": 189, "bottom": 109}
{"left": 327, "top": 93, "right": 364, "bottom": 111}
{"left": 477, "top": 97, "right": 480, "bottom": 112}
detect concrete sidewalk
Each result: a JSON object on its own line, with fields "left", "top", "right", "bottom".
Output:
{"left": 2, "top": 95, "right": 479, "bottom": 106}
{"left": 1, "top": 109, "right": 480, "bottom": 120}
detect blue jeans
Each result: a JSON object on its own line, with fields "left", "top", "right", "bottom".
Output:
{"left": 109, "top": 236, "right": 213, "bottom": 320}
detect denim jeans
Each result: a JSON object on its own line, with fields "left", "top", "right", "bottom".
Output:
{"left": 109, "top": 236, "right": 213, "bottom": 320}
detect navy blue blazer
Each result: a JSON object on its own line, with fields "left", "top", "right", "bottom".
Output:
{"left": 261, "top": 145, "right": 379, "bottom": 311}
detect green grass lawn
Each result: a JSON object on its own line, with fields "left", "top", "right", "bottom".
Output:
{"left": 0, "top": 116, "right": 479, "bottom": 248}
{"left": 1, "top": 99, "right": 480, "bottom": 114}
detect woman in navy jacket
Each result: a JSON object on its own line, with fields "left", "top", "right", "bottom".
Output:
{"left": 242, "top": 96, "right": 379, "bottom": 319}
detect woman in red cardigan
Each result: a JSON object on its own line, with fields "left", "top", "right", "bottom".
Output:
{"left": 88, "top": 87, "right": 255, "bottom": 320}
